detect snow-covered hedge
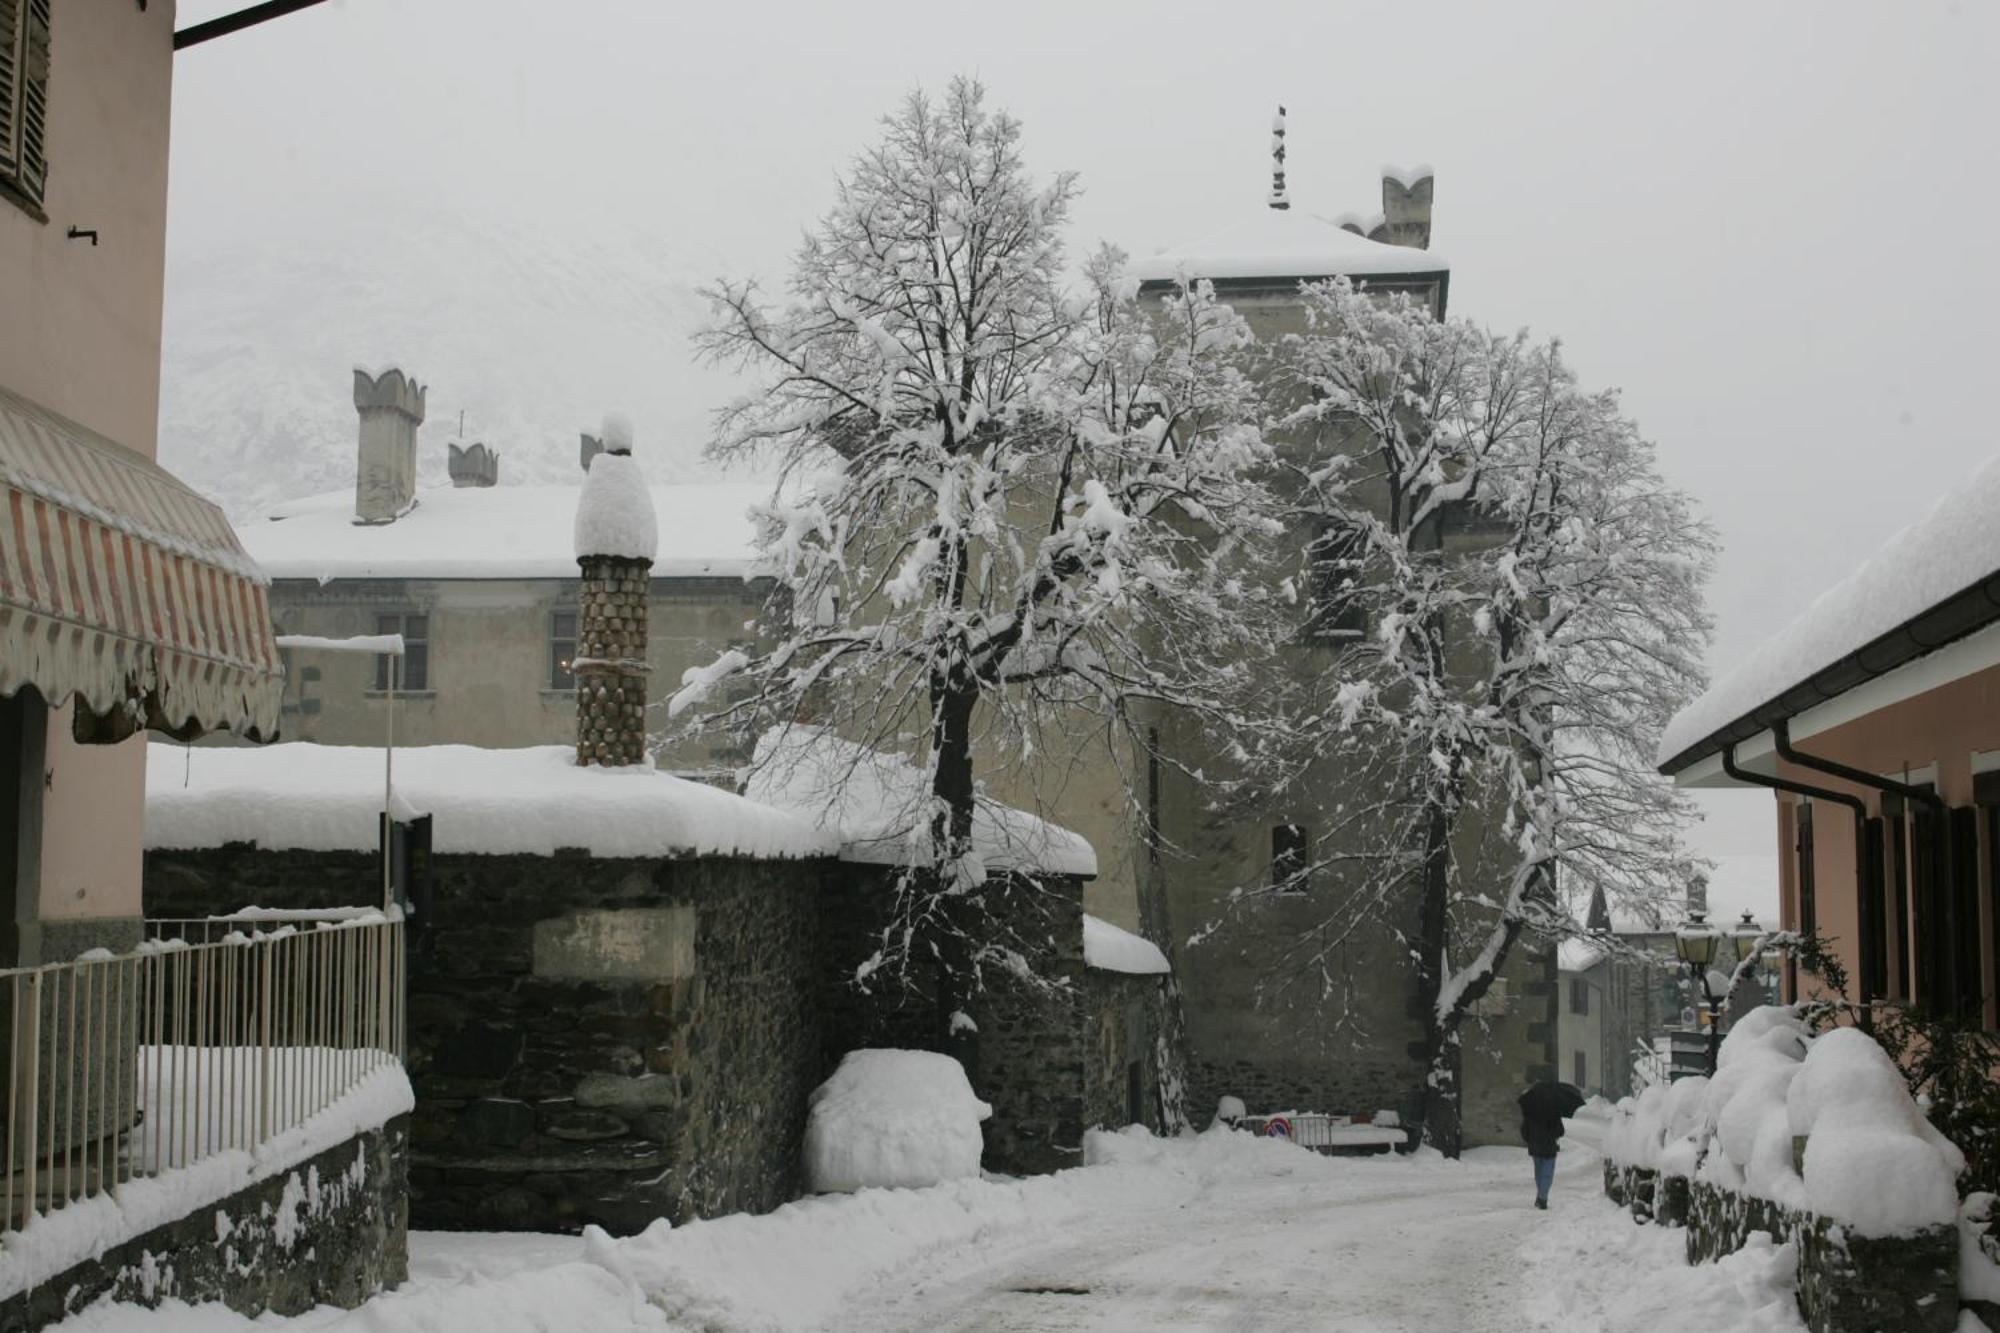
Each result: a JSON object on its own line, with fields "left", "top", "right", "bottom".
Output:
{"left": 802, "top": 1050, "right": 992, "bottom": 1194}
{"left": 1604, "top": 1009, "right": 1964, "bottom": 1237}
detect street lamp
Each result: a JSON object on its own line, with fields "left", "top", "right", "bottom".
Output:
{"left": 1731, "top": 910, "right": 1763, "bottom": 963}
{"left": 1675, "top": 910, "right": 1725, "bottom": 1075}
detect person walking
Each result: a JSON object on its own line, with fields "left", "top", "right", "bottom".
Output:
{"left": 1518, "top": 1080, "right": 1585, "bottom": 1209}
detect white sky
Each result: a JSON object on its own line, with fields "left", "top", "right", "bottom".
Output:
{"left": 166, "top": 0, "right": 2000, "bottom": 871}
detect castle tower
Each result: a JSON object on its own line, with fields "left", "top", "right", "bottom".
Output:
{"left": 571, "top": 433, "right": 656, "bottom": 767}
{"left": 353, "top": 367, "right": 425, "bottom": 524}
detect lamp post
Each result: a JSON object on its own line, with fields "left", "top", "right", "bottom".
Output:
{"left": 1675, "top": 910, "right": 1724, "bottom": 1075}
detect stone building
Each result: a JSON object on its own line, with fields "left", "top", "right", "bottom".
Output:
{"left": 1121, "top": 146, "right": 1555, "bottom": 1147}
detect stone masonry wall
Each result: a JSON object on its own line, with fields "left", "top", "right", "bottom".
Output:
{"left": 575, "top": 555, "right": 650, "bottom": 767}
{"left": 0, "top": 1118, "right": 408, "bottom": 1333}
{"left": 145, "top": 846, "right": 823, "bottom": 1234}
{"left": 1082, "top": 970, "right": 1170, "bottom": 1134}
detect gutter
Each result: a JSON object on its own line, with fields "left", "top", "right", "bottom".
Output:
{"left": 175, "top": 0, "right": 332, "bottom": 50}
{"left": 1658, "top": 567, "right": 2000, "bottom": 777}
{"left": 1721, "top": 743, "right": 1872, "bottom": 1022}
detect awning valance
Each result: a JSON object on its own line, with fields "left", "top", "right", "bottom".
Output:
{"left": 0, "top": 383, "right": 281, "bottom": 742}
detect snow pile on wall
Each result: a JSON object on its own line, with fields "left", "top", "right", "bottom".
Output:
{"left": 0, "top": 1062, "right": 411, "bottom": 1300}
{"left": 1660, "top": 452, "right": 2000, "bottom": 764}
{"left": 745, "top": 725, "right": 1098, "bottom": 878}
{"left": 1605, "top": 1009, "right": 1964, "bottom": 1236}
{"left": 146, "top": 743, "right": 838, "bottom": 861}
{"left": 573, "top": 451, "right": 658, "bottom": 562}
{"left": 802, "top": 1050, "right": 992, "bottom": 1194}
{"left": 1083, "top": 914, "right": 1170, "bottom": 975}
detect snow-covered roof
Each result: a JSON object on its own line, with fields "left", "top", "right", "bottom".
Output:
{"left": 1128, "top": 210, "right": 1449, "bottom": 286}
{"left": 1660, "top": 454, "right": 2000, "bottom": 768}
{"left": 145, "top": 742, "right": 838, "bottom": 861}
{"left": 744, "top": 726, "right": 1098, "bottom": 879}
{"left": 1083, "top": 915, "right": 1171, "bottom": 975}
{"left": 246, "top": 481, "right": 769, "bottom": 582}
{"left": 1557, "top": 938, "right": 1608, "bottom": 973}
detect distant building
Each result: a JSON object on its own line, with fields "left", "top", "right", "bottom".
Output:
{"left": 1660, "top": 454, "right": 2000, "bottom": 1031}
{"left": 242, "top": 379, "right": 773, "bottom": 772}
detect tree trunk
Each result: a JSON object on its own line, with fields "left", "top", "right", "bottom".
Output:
{"left": 1414, "top": 782, "right": 1457, "bottom": 1154}
{"left": 929, "top": 674, "right": 980, "bottom": 1072}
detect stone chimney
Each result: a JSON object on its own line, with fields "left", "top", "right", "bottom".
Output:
{"left": 572, "top": 436, "right": 657, "bottom": 767}
{"left": 448, "top": 441, "right": 500, "bottom": 488}
{"left": 579, "top": 432, "right": 604, "bottom": 473}
{"left": 1377, "top": 166, "right": 1435, "bottom": 250}
{"left": 353, "top": 367, "right": 425, "bottom": 524}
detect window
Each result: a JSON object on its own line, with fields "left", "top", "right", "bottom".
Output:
{"left": 0, "top": 0, "right": 52, "bottom": 211}
{"left": 1303, "top": 524, "right": 1366, "bottom": 642}
{"left": 1569, "top": 977, "right": 1589, "bottom": 1017}
{"left": 1573, "top": 1051, "right": 1587, "bottom": 1088}
{"left": 374, "top": 613, "right": 429, "bottom": 691}
{"left": 549, "top": 610, "right": 578, "bottom": 690}
{"left": 1271, "top": 823, "right": 1309, "bottom": 893}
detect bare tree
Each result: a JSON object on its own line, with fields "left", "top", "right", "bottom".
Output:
{"left": 1230, "top": 277, "right": 1714, "bottom": 1153}
{"left": 673, "top": 79, "right": 1291, "bottom": 1050}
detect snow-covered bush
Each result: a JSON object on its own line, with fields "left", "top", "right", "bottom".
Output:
{"left": 803, "top": 1050, "right": 992, "bottom": 1194}
{"left": 1606, "top": 1009, "right": 1966, "bottom": 1237}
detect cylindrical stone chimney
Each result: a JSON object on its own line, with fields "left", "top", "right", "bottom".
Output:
{"left": 353, "top": 367, "right": 425, "bottom": 524}
{"left": 572, "top": 434, "right": 657, "bottom": 767}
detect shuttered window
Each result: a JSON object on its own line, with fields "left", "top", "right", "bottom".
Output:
{"left": 0, "top": 0, "right": 48, "bottom": 208}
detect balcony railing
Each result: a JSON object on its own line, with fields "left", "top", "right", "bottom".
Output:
{"left": 2, "top": 912, "right": 404, "bottom": 1238}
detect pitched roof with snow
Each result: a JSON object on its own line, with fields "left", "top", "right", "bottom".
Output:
{"left": 145, "top": 742, "right": 838, "bottom": 861}
{"left": 1660, "top": 454, "right": 2000, "bottom": 770}
{"left": 245, "top": 481, "right": 770, "bottom": 582}
{"left": 1127, "top": 209, "right": 1449, "bottom": 286}
{"left": 744, "top": 726, "right": 1098, "bottom": 879}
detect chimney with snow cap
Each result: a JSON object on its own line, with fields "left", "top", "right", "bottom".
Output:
{"left": 1378, "top": 165, "right": 1434, "bottom": 250}
{"left": 1267, "top": 106, "right": 1290, "bottom": 211}
{"left": 448, "top": 441, "right": 500, "bottom": 488}
{"left": 571, "top": 422, "right": 656, "bottom": 767}
{"left": 353, "top": 367, "right": 425, "bottom": 524}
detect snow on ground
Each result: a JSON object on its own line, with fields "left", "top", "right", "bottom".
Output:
{"left": 53, "top": 1126, "right": 1810, "bottom": 1333}
{"left": 145, "top": 742, "right": 838, "bottom": 861}
{"left": 803, "top": 1050, "right": 992, "bottom": 1193}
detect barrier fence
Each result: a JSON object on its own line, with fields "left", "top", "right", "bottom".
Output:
{"left": 2, "top": 913, "right": 404, "bottom": 1238}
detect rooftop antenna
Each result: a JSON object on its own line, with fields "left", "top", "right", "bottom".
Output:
{"left": 457, "top": 408, "right": 465, "bottom": 439}
{"left": 1268, "top": 105, "right": 1290, "bottom": 211}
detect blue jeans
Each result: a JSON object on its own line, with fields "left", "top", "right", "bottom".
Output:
{"left": 1532, "top": 1154, "right": 1557, "bottom": 1201}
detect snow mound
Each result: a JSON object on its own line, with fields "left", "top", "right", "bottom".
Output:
{"left": 1606, "top": 1010, "right": 1964, "bottom": 1236}
{"left": 574, "top": 450, "right": 658, "bottom": 562}
{"left": 1083, "top": 914, "right": 1170, "bottom": 974}
{"left": 146, "top": 742, "right": 837, "bottom": 861}
{"left": 803, "top": 1050, "right": 991, "bottom": 1194}
{"left": 745, "top": 725, "right": 1098, "bottom": 878}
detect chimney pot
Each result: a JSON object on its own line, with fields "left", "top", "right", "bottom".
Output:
{"left": 1377, "top": 166, "right": 1435, "bottom": 251}
{"left": 448, "top": 441, "right": 500, "bottom": 488}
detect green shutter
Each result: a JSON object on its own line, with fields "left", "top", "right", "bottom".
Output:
{"left": 0, "top": 0, "right": 20, "bottom": 179}
{"left": 15, "top": 0, "right": 47, "bottom": 200}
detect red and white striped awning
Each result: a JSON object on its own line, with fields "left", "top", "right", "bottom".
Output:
{"left": 0, "top": 383, "right": 282, "bottom": 742}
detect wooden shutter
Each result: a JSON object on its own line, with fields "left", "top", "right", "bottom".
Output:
{"left": 1949, "top": 806, "right": 1981, "bottom": 1018}
{"left": 0, "top": 0, "right": 20, "bottom": 179}
{"left": 1862, "top": 815, "right": 1888, "bottom": 1002}
{"left": 14, "top": 0, "right": 46, "bottom": 200}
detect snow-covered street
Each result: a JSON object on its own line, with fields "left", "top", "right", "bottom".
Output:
{"left": 52, "top": 1122, "right": 1807, "bottom": 1333}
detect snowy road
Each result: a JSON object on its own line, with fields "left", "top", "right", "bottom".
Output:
{"left": 828, "top": 1145, "right": 1558, "bottom": 1333}
{"left": 55, "top": 1122, "right": 1809, "bottom": 1333}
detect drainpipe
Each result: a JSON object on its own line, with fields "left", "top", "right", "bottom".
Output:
{"left": 1772, "top": 721, "right": 1952, "bottom": 1016}
{"left": 1721, "top": 743, "right": 1872, "bottom": 1025}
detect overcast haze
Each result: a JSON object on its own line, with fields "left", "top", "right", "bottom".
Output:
{"left": 164, "top": 0, "right": 2000, "bottom": 872}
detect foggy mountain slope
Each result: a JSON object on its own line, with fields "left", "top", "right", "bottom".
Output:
{"left": 158, "top": 208, "right": 744, "bottom": 520}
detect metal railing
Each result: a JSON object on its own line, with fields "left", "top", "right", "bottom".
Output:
{"left": 2, "top": 912, "right": 403, "bottom": 1237}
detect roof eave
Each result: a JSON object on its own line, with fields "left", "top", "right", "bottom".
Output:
{"left": 1659, "top": 567, "right": 2000, "bottom": 777}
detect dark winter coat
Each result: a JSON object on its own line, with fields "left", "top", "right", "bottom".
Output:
{"left": 1518, "top": 1081, "right": 1582, "bottom": 1158}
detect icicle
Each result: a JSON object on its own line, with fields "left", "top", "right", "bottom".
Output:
{"left": 1268, "top": 104, "right": 1290, "bottom": 211}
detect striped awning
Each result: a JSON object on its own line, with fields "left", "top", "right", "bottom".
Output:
{"left": 0, "top": 383, "right": 281, "bottom": 743}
